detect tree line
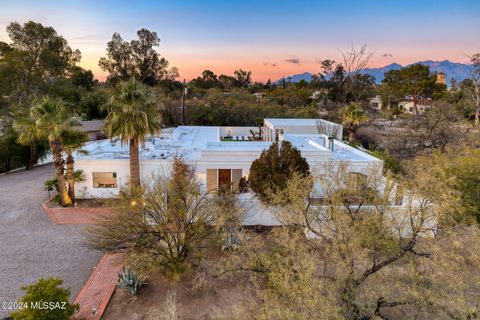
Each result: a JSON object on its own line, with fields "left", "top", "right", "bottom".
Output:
{"left": 1, "top": 20, "right": 478, "bottom": 177}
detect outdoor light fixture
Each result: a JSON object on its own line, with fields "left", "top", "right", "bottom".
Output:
{"left": 45, "top": 185, "right": 53, "bottom": 200}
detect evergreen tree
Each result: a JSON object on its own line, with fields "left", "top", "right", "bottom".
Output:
{"left": 249, "top": 140, "right": 310, "bottom": 204}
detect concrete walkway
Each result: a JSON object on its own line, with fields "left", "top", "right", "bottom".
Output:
{"left": 0, "top": 165, "right": 102, "bottom": 319}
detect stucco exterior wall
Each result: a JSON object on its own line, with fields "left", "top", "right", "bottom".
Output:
{"left": 75, "top": 155, "right": 381, "bottom": 199}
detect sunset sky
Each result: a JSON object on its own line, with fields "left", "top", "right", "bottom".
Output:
{"left": 1, "top": 0, "right": 479, "bottom": 82}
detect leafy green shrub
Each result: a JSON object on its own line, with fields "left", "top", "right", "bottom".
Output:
{"left": 117, "top": 268, "right": 145, "bottom": 295}
{"left": 368, "top": 148, "right": 402, "bottom": 175}
{"left": 45, "top": 177, "right": 61, "bottom": 204}
{"left": 44, "top": 170, "right": 86, "bottom": 203}
{"left": 10, "top": 277, "right": 78, "bottom": 320}
{"left": 44, "top": 176, "right": 59, "bottom": 192}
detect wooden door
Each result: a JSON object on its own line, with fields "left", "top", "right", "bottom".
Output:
{"left": 218, "top": 169, "right": 231, "bottom": 190}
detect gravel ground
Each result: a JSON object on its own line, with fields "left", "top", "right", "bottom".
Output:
{"left": 0, "top": 164, "right": 102, "bottom": 318}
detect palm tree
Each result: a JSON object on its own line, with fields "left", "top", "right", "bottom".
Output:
{"left": 61, "top": 129, "right": 88, "bottom": 203}
{"left": 31, "top": 97, "right": 76, "bottom": 206}
{"left": 103, "top": 78, "right": 160, "bottom": 187}
{"left": 13, "top": 112, "right": 40, "bottom": 170}
{"left": 341, "top": 102, "right": 368, "bottom": 144}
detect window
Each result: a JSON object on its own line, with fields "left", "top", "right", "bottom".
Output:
{"left": 206, "top": 169, "right": 243, "bottom": 192}
{"left": 93, "top": 172, "right": 117, "bottom": 188}
{"left": 231, "top": 169, "right": 242, "bottom": 191}
{"left": 206, "top": 169, "right": 218, "bottom": 191}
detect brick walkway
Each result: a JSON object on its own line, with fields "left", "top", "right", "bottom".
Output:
{"left": 73, "top": 254, "right": 123, "bottom": 320}
{"left": 42, "top": 201, "right": 112, "bottom": 224}
{"left": 41, "top": 200, "right": 121, "bottom": 320}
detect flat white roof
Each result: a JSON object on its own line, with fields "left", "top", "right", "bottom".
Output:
{"left": 331, "top": 141, "right": 380, "bottom": 162}
{"left": 282, "top": 134, "right": 329, "bottom": 152}
{"left": 77, "top": 126, "right": 219, "bottom": 161}
{"left": 76, "top": 121, "right": 379, "bottom": 163}
{"left": 282, "top": 133, "right": 380, "bottom": 162}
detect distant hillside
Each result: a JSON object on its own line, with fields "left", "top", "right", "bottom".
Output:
{"left": 280, "top": 72, "right": 314, "bottom": 83}
{"left": 276, "top": 60, "right": 473, "bottom": 86}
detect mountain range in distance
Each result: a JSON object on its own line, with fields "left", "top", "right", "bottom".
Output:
{"left": 276, "top": 60, "right": 474, "bottom": 86}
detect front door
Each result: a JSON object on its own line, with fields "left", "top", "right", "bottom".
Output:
{"left": 218, "top": 169, "right": 231, "bottom": 190}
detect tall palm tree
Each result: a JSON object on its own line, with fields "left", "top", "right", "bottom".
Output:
{"left": 31, "top": 97, "right": 76, "bottom": 206}
{"left": 13, "top": 111, "right": 40, "bottom": 170}
{"left": 61, "top": 129, "right": 88, "bottom": 203}
{"left": 103, "top": 78, "right": 160, "bottom": 187}
{"left": 341, "top": 102, "right": 368, "bottom": 144}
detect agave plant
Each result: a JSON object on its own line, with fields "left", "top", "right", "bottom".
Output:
{"left": 222, "top": 227, "right": 243, "bottom": 251}
{"left": 117, "top": 267, "right": 145, "bottom": 295}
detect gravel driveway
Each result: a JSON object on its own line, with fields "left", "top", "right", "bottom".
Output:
{"left": 0, "top": 165, "right": 102, "bottom": 318}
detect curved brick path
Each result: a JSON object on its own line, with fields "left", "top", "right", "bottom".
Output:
{"left": 42, "top": 199, "right": 121, "bottom": 320}
{"left": 72, "top": 254, "right": 123, "bottom": 320}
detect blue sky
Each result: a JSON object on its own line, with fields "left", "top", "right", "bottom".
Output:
{"left": 1, "top": 0, "right": 479, "bottom": 80}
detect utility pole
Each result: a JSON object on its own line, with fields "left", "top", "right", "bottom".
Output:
{"left": 181, "top": 79, "right": 186, "bottom": 125}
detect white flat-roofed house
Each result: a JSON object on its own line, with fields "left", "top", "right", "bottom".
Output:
{"left": 74, "top": 119, "right": 390, "bottom": 225}
{"left": 398, "top": 99, "right": 433, "bottom": 114}
{"left": 370, "top": 95, "right": 383, "bottom": 111}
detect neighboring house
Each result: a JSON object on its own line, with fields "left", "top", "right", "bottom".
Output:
{"left": 311, "top": 90, "right": 322, "bottom": 99}
{"left": 398, "top": 99, "right": 433, "bottom": 114}
{"left": 77, "top": 120, "right": 106, "bottom": 140}
{"left": 436, "top": 72, "right": 446, "bottom": 85}
{"left": 74, "top": 118, "right": 401, "bottom": 225}
{"left": 370, "top": 95, "right": 383, "bottom": 111}
{"left": 252, "top": 92, "right": 266, "bottom": 102}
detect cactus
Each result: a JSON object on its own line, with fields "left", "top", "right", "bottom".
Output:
{"left": 116, "top": 267, "right": 145, "bottom": 295}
